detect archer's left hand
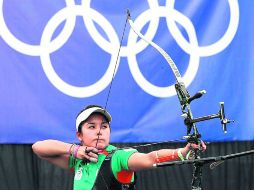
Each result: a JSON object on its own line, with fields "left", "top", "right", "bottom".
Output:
{"left": 181, "top": 140, "right": 207, "bottom": 159}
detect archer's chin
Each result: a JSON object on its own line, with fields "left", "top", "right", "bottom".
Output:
{"left": 97, "top": 143, "right": 109, "bottom": 150}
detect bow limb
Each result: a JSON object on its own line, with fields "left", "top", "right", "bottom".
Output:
{"left": 127, "top": 11, "right": 191, "bottom": 111}
{"left": 127, "top": 11, "right": 183, "bottom": 84}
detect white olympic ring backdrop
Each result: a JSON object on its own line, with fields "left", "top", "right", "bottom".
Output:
{"left": 0, "top": 0, "right": 253, "bottom": 143}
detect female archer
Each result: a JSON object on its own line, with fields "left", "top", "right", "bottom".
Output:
{"left": 32, "top": 104, "right": 206, "bottom": 190}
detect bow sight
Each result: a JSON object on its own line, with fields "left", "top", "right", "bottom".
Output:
{"left": 175, "top": 81, "right": 234, "bottom": 137}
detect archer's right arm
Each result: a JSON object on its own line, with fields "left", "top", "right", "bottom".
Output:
{"left": 32, "top": 140, "right": 72, "bottom": 169}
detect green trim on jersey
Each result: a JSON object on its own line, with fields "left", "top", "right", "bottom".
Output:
{"left": 69, "top": 145, "right": 137, "bottom": 190}
{"left": 111, "top": 148, "right": 137, "bottom": 180}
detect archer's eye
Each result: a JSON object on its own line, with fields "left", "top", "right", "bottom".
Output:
{"left": 88, "top": 125, "right": 95, "bottom": 129}
{"left": 101, "top": 124, "right": 108, "bottom": 129}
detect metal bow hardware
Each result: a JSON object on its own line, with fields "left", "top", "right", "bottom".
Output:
{"left": 127, "top": 10, "right": 234, "bottom": 190}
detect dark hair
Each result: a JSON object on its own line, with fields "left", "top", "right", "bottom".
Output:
{"left": 76, "top": 105, "right": 108, "bottom": 133}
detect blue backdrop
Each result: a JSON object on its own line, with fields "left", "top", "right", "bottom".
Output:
{"left": 0, "top": 0, "right": 253, "bottom": 143}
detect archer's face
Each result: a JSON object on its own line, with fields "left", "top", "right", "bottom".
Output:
{"left": 77, "top": 113, "right": 110, "bottom": 149}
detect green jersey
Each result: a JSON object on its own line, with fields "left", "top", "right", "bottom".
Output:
{"left": 69, "top": 144, "right": 137, "bottom": 190}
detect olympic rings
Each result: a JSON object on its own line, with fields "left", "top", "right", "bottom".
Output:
{"left": 166, "top": 0, "right": 239, "bottom": 56}
{"left": 40, "top": 5, "right": 120, "bottom": 97}
{"left": 0, "top": 0, "right": 76, "bottom": 55}
{"left": 0, "top": 0, "right": 239, "bottom": 97}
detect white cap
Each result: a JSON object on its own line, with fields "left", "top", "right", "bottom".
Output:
{"left": 76, "top": 106, "right": 112, "bottom": 131}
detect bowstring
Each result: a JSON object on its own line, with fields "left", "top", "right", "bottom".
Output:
{"left": 95, "top": 12, "right": 129, "bottom": 150}
{"left": 91, "top": 13, "right": 129, "bottom": 190}
{"left": 104, "top": 12, "right": 129, "bottom": 111}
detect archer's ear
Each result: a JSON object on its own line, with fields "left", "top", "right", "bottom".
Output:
{"left": 76, "top": 131, "right": 82, "bottom": 142}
